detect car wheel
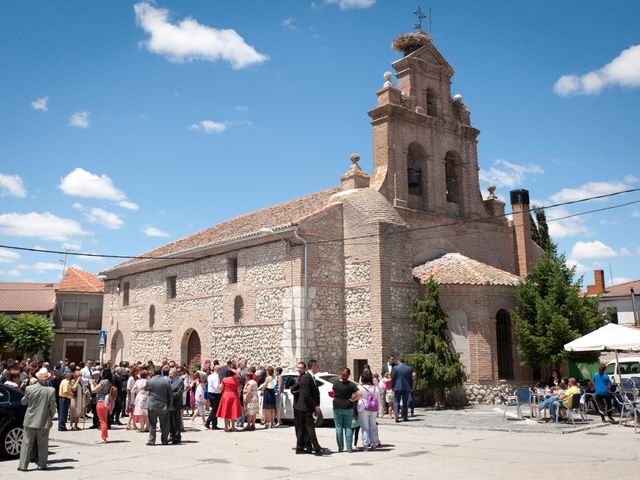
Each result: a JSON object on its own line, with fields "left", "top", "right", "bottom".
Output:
{"left": 1, "top": 424, "right": 23, "bottom": 458}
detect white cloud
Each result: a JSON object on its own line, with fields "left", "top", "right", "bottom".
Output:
{"left": 632, "top": 210, "right": 640, "bottom": 218}
{"left": 623, "top": 174, "right": 638, "bottom": 184}
{"left": 0, "top": 212, "right": 90, "bottom": 241}
{"left": 282, "top": 17, "right": 300, "bottom": 32}
{"left": 85, "top": 208, "right": 124, "bottom": 230}
{"left": 59, "top": 168, "right": 136, "bottom": 210}
{"left": 545, "top": 205, "right": 591, "bottom": 239}
{"left": 17, "top": 262, "right": 64, "bottom": 274}
{"left": 611, "top": 276, "right": 632, "bottom": 286}
{"left": 325, "top": 0, "right": 376, "bottom": 10}
{"left": 570, "top": 240, "right": 617, "bottom": 260}
{"left": 549, "top": 179, "right": 632, "bottom": 204}
{"left": 31, "top": 96, "right": 49, "bottom": 112}
{"left": 479, "top": 159, "right": 543, "bottom": 188}
{"left": 69, "top": 111, "right": 91, "bottom": 128}
{"left": 75, "top": 253, "right": 104, "bottom": 263}
{"left": 234, "top": 105, "right": 248, "bottom": 112}
{"left": 554, "top": 44, "right": 640, "bottom": 96}
{"left": 189, "top": 120, "right": 227, "bottom": 134}
{"left": 134, "top": 2, "right": 268, "bottom": 70}
{"left": 62, "top": 242, "right": 82, "bottom": 251}
{"left": 0, "top": 248, "right": 20, "bottom": 264}
{"left": 566, "top": 258, "right": 589, "bottom": 275}
{"left": 72, "top": 202, "right": 83, "bottom": 210}
{"left": 635, "top": 246, "right": 640, "bottom": 255}
{"left": 119, "top": 200, "right": 139, "bottom": 211}
{"left": 0, "top": 269, "right": 21, "bottom": 277}
{"left": 142, "top": 225, "right": 170, "bottom": 237}
{"left": 619, "top": 247, "right": 632, "bottom": 257}
{"left": 0, "top": 173, "right": 27, "bottom": 198}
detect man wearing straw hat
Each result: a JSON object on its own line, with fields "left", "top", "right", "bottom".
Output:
{"left": 17, "top": 367, "right": 57, "bottom": 472}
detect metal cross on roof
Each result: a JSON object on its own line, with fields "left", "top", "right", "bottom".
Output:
{"left": 413, "top": 6, "right": 427, "bottom": 32}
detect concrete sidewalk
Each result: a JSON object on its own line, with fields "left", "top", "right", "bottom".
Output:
{"left": 1, "top": 411, "right": 638, "bottom": 479}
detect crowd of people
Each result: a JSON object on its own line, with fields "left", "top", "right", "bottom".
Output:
{"left": 1, "top": 353, "right": 416, "bottom": 469}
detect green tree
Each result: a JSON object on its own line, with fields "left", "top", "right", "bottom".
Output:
{"left": 8, "top": 313, "right": 54, "bottom": 357}
{"left": 512, "top": 248, "right": 607, "bottom": 371}
{"left": 530, "top": 206, "right": 553, "bottom": 253}
{"left": 406, "top": 278, "right": 466, "bottom": 404}
{"left": 0, "top": 314, "right": 14, "bottom": 352}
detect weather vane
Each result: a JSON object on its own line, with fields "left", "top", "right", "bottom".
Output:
{"left": 413, "top": 6, "right": 432, "bottom": 34}
{"left": 413, "top": 6, "right": 426, "bottom": 32}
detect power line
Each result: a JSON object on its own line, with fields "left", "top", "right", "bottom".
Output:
{"left": 0, "top": 187, "right": 638, "bottom": 262}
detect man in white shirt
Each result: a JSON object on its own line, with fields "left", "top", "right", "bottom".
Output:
{"left": 80, "top": 360, "right": 93, "bottom": 387}
{"left": 205, "top": 364, "right": 222, "bottom": 430}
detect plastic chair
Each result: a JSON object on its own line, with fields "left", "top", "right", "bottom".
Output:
{"left": 557, "top": 393, "right": 588, "bottom": 425}
{"left": 499, "top": 388, "right": 531, "bottom": 420}
{"left": 613, "top": 391, "right": 638, "bottom": 431}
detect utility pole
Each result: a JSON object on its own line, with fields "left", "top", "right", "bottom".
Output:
{"left": 631, "top": 287, "right": 638, "bottom": 327}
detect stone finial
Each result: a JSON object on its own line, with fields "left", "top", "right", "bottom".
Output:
{"left": 487, "top": 184, "right": 497, "bottom": 200}
{"left": 341, "top": 152, "right": 369, "bottom": 190}
{"left": 383, "top": 71, "right": 393, "bottom": 88}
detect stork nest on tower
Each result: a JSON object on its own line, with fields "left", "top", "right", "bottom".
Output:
{"left": 392, "top": 32, "right": 431, "bottom": 55}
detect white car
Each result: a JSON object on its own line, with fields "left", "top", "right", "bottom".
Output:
{"left": 605, "top": 357, "right": 640, "bottom": 383}
{"left": 258, "top": 372, "right": 355, "bottom": 424}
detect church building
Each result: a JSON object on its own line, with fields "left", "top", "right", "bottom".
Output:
{"left": 100, "top": 32, "right": 539, "bottom": 402}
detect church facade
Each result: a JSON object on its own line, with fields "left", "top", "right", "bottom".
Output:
{"left": 100, "top": 33, "right": 538, "bottom": 399}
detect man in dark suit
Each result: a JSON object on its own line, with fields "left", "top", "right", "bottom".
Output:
{"left": 144, "top": 366, "right": 173, "bottom": 445}
{"left": 391, "top": 356, "right": 413, "bottom": 422}
{"left": 290, "top": 362, "right": 310, "bottom": 454}
{"left": 168, "top": 367, "right": 184, "bottom": 444}
{"left": 18, "top": 368, "right": 56, "bottom": 472}
{"left": 381, "top": 355, "right": 396, "bottom": 376}
{"left": 292, "top": 359, "right": 329, "bottom": 456}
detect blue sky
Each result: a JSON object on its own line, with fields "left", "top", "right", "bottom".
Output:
{"left": 1, "top": 0, "right": 639, "bottom": 288}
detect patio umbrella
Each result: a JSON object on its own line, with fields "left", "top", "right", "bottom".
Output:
{"left": 564, "top": 323, "right": 640, "bottom": 387}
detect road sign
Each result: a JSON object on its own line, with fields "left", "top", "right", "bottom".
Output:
{"left": 99, "top": 330, "right": 107, "bottom": 348}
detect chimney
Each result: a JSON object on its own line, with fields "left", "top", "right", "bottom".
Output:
{"left": 510, "top": 189, "right": 532, "bottom": 277}
{"left": 587, "top": 270, "right": 606, "bottom": 295}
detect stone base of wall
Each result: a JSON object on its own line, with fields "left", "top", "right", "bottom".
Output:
{"left": 413, "top": 382, "right": 530, "bottom": 407}
{"left": 464, "top": 382, "right": 529, "bottom": 405}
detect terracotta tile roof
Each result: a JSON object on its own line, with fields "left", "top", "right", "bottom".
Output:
{"left": 0, "top": 282, "right": 56, "bottom": 312}
{"left": 412, "top": 253, "right": 521, "bottom": 287}
{"left": 602, "top": 279, "right": 640, "bottom": 297}
{"left": 56, "top": 268, "right": 104, "bottom": 293}
{"left": 105, "top": 186, "right": 342, "bottom": 272}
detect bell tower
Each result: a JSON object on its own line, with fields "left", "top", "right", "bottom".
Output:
{"left": 368, "top": 32, "right": 486, "bottom": 219}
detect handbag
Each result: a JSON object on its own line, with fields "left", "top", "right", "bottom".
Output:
{"left": 313, "top": 409, "right": 324, "bottom": 427}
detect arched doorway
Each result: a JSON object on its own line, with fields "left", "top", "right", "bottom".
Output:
{"left": 111, "top": 330, "right": 124, "bottom": 364}
{"left": 495, "top": 310, "right": 514, "bottom": 380}
{"left": 182, "top": 329, "right": 201, "bottom": 370}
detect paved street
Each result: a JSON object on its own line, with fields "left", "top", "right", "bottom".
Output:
{"left": 1, "top": 407, "right": 639, "bottom": 479}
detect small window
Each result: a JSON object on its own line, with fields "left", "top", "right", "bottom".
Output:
{"left": 122, "top": 282, "right": 130, "bottom": 307}
{"left": 166, "top": 276, "right": 177, "bottom": 299}
{"left": 227, "top": 258, "right": 238, "bottom": 284}
{"left": 426, "top": 88, "right": 437, "bottom": 116}
{"left": 445, "top": 152, "right": 460, "bottom": 204}
{"left": 149, "top": 305, "right": 155, "bottom": 328}
{"left": 233, "top": 295, "right": 243, "bottom": 323}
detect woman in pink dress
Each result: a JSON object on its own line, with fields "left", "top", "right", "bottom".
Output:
{"left": 132, "top": 369, "right": 149, "bottom": 432}
{"left": 216, "top": 370, "right": 242, "bottom": 431}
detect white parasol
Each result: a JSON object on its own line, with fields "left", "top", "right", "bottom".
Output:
{"left": 564, "top": 323, "right": 640, "bottom": 387}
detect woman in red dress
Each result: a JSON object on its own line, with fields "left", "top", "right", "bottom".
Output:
{"left": 216, "top": 370, "right": 242, "bottom": 431}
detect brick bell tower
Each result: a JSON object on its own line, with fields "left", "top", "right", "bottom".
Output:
{"left": 368, "top": 32, "right": 487, "bottom": 219}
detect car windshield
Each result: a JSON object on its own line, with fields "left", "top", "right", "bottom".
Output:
{"left": 318, "top": 375, "right": 340, "bottom": 384}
